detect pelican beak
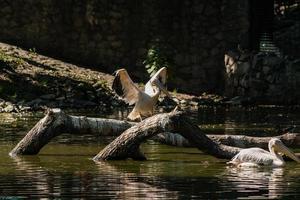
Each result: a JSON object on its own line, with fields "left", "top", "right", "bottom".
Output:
{"left": 275, "top": 142, "right": 300, "bottom": 163}
{"left": 153, "top": 78, "right": 171, "bottom": 98}
{"left": 160, "top": 85, "right": 171, "bottom": 98}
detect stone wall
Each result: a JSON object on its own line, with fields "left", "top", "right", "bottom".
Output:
{"left": 0, "top": 0, "right": 249, "bottom": 94}
{"left": 225, "top": 51, "right": 300, "bottom": 104}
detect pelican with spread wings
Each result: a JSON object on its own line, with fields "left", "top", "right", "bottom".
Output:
{"left": 228, "top": 138, "right": 300, "bottom": 167}
{"left": 112, "top": 67, "right": 171, "bottom": 121}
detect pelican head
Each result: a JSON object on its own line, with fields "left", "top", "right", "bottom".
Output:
{"left": 269, "top": 138, "right": 300, "bottom": 163}
{"left": 150, "top": 76, "right": 171, "bottom": 98}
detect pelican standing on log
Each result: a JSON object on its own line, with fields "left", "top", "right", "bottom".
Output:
{"left": 228, "top": 138, "right": 300, "bottom": 167}
{"left": 112, "top": 67, "right": 171, "bottom": 121}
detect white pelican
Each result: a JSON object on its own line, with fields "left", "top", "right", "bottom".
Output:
{"left": 227, "top": 138, "right": 300, "bottom": 167}
{"left": 112, "top": 67, "right": 171, "bottom": 121}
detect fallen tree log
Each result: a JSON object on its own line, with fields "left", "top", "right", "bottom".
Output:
{"left": 93, "top": 110, "right": 241, "bottom": 161}
{"left": 9, "top": 108, "right": 133, "bottom": 156}
{"left": 10, "top": 109, "right": 300, "bottom": 157}
{"left": 156, "top": 132, "right": 300, "bottom": 149}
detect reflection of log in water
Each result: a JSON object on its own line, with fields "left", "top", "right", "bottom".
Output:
{"left": 10, "top": 109, "right": 300, "bottom": 160}
{"left": 11, "top": 156, "right": 179, "bottom": 199}
{"left": 11, "top": 157, "right": 54, "bottom": 198}
{"left": 11, "top": 156, "right": 298, "bottom": 199}
{"left": 96, "top": 162, "right": 179, "bottom": 199}
{"left": 11, "top": 156, "right": 97, "bottom": 198}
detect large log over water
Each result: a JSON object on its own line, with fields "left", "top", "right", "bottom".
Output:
{"left": 93, "top": 110, "right": 241, "bottom": 161}
{"left": 158, "top": 132, "right": 300, "bottom": 149}
{"left": 10, "top": 109, "right": 300, "bottom": 158}
{"left": 9, "top": 109, "right": 133, "bottom": 156}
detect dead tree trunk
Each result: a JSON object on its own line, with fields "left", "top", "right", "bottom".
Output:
{"left": 9, "top": 109, "right": 66, "bottom": 156}
{"left": 10, "top": 109, "right": 300, "bottom": 157}
{"left": 208, "top": 133, "right": 300, "bottom": 149}
{"left": 156, "top": 132, "right": 300, "bottom": 149}
{"left": 93, "top": 110, "right": 241, "bottom": 161}
{"left": 9, "top": 108, "right": 133, "bottom": 156}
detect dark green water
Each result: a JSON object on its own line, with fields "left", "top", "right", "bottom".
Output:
{"left": 0, "top": 107, "right": 300, "bottom": 199}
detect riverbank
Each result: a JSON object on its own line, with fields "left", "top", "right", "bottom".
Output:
{"left": 0, "top": 42, "right": 226, "bottom": 113}
{"left": 0, "top": 42, "right": 123, "bottom": 113}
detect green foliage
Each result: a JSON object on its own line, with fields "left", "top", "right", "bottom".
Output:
{"left": 40, "top": 79, "right": 49, "bottom": 87}
{"left": 172, "top": 88, "right": 178, "bottom": 94}
{"left": 0, "top": 51, "right": 12, "bottom": 69}
{"left": 94, "top": 79, "right": 109, "bottom": 90}
{"left": 29, "top": 47, "right": 37, "bottom": 56}
{"left": 143, "top": 41, "right": 171, "bottom": 77}
{"left": 0, "top": 50, "right": 24, "bottom": 69}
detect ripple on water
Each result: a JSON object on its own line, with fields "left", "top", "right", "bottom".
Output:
{"left": 1, "top": 108, "right": 300, "bottom": 199}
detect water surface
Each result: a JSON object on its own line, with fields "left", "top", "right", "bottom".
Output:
{"left": 0, "top": 106, "right": 300, "bottom": 199}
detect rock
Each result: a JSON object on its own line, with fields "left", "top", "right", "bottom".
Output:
{"left": 82, "top": 100, "right": 98, "bottom": 107}
{"left": 180, "top": 99, "right": 187, "bottom": 105}
{"left": 19, "top": 106, "right": 31, "bottom": 112}
{"left": 111, "top": 100, "right": 120, "bottom": 107}
{"left": 172, "top": 98, "right": 180, "bottom": 104}
{"left": 194, "top": 4, "right": 204, "bottom": 13}
{"left": 214, "top": 32, "right": 223, "bottom": 40}
{"left": 240, "top": 76, "right": 249, "bottom": 88}
{"left": 26, "top": 98, "right": 43, "bottom": 106}
{"left": 159, "top": 96, "right": 177, "bottom": 107}
{"left": 237, "top": 62, "right": 250, "bottom": 75}
{"left": 3, "top": 104, "right": 14, "bottom": 112}
{"left": 262, "top": 66, "right": 270, "bottom": 74}
{"left": 225, "top": 96, "right": 254, "bottom": 106}
{"left": 40, "top": 94, "right": 56, "bottom": 100}
{"left": 56, "top": 96, "right": 66, "bottom": 101}
{"left": 189, "top": 101, "right": 198, "bottom": 106}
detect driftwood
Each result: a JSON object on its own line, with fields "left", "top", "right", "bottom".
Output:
{"left": 10, "top": 109, "right": 300, "bottom": 157}
{"left": 9, "top": 108, "right": 133, "bottom": 156}
{"left": 93, "top": 110, "right": 241, "bottom": 161}
{"left": 157, "top": 132, "right": 300, "bottom": 149}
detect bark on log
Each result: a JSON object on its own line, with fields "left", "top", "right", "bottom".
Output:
{"left": 10, "top": 109, "right": 300, "bottom": 157}
{"left": 208, "top": 133, "right": 300, "bottom": 149}
{"left": 9, "top": 108, "right": 133, "bottom": 156}
{"left": 156, "top": 132, "right": 300, "bottom": 149}
{"left": 93, "top": 110, "right": 241, "bottom": 161}
{"left": 9, "top": 109, "right": 66, "bottom": 156}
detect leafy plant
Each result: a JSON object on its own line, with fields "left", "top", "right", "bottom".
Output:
{"left": 143, "top": 40, "right": 171, "bottom": 77}
{"left": 29, "top": 47, "right": 37, "bottom": 56}
{"left": 172, "top": 88, "right": 178, "bottom": 94}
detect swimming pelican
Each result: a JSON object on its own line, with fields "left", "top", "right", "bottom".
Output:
{"left": 227, "top": 138, "right": 300, "bottom": 167}
{"left": 112, "top": 67, "right": 171, "bottom": 121}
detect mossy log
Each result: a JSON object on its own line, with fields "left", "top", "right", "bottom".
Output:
{"left": 10, "top": 109, "right": 300, "bottom": 159}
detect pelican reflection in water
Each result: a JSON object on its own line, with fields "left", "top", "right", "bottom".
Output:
{"left": 112, "top": 67, "right": 171, "bottom": 121}
{"left": 225, "top": 167, "right": 286, "bottom": 199}
{"left": 228, "top": 138, "right": 300, "bottom": 167}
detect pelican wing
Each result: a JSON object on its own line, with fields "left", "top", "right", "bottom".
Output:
{"left": 145, "top": 67, "right": 167, "bottom": 95}
{"left": 230, "top": 148, "right": 275, "bottom": 165}
{"left": 112, "top": 69, "right": 141, "bottom": 105}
